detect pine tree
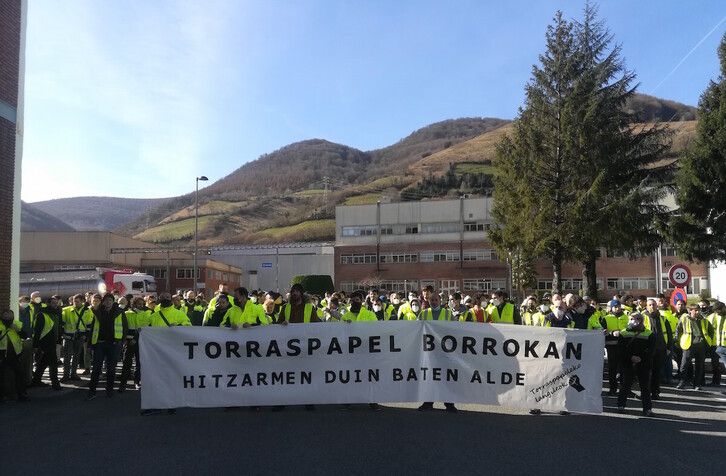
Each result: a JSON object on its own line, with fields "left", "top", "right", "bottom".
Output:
{"left": 671, "top": 33, "right": 726, "bottom": 262}
{"left": 491, "top": 4, "right": 672, "bottom": 297}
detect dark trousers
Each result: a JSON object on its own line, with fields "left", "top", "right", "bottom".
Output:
{"left": 606, "top": 345, "right": 620, "bottom": 391}
{"left": 618, "top": 361, "right": 652, "bottom": 411}
{"left": 33, "top": 345, "right": 59, "bottom": 386}
{"left": 673, "top": 347, "right": 683, "bottom": 379}
{"left": 119, "top": 341, "right": 140, "bottom": 387}
{"left": 651, "top": 349, "right": 665, "bottom": 397}
{"left": 680, "top": 345, "right": 706, "bottom": 388}
{"left": 708, "top": 347, "right": 721, "bottom": 385}
{"left": 89, "top": 341, "right": 120, "bottom": 394}
{"left": 0, "top": 352, "right": 28, "bottom": 398}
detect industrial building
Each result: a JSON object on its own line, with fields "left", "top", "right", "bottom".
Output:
{"left": 334, "top": 197, "right": 710, "bottom": 299}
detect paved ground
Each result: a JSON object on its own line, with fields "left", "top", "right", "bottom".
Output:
{"left": 4, "top": 369, "right": 725, "bottom": 476}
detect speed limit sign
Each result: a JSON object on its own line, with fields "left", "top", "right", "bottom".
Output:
{"left": 668, "top": 264, "right": 692, "bottom": 287}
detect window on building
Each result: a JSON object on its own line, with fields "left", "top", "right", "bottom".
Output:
{"left": 463, "top": 222, "right": 488, "bottom": 232}
{"left": 462, "top": 249, "right": 499, "bottom": 261}
{"left": 462, "top": 279, "right": 507, "bottom": 292}
{"left": 379, "top": 280, "right": 419, "bottom": 292}
{"left": 207, "top": 269, "right": 212, "bottom": 279}
{"left": 53, "top": 265, "right": 94, "bottom": 270}
{"left": 607, "top": 277, "right": 656, "bottom": 291}
{"left": 339, "top": 281, "right": 359, "bottom": 293}
{"left": 439, "top": 280, "right": 459, "bottom": 296}
{"left": 341, "top": 225, "right": 377, "bottom": 237}
{"left": 661, "top": 246, "right": 678, "bottom": 257}
{"left": 379, "top": 253, "right": 418, "bottom": 264}
{"left": 421, "top": 223, "right": 460, "bottom": 234}
{"left": 148, "top": 269, "right": 167, "bottom": 279}
{"left": 216, "top": 271, "right": 221, "bottom": 280}
{"left": 380, "top": 226, "right": 393, "bottom": 235}
{"left": 404, "top": 225, "right": 419, "bottom": 234}
{"left": 420, "top": 250, "right": 460, "bottom": 262}
{"left": 175, "top": 268, "right": 199, "bottom": 280}
{"left": 340, "top": 253, "right": 377, "bottom": 264}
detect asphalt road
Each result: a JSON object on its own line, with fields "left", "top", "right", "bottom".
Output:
{"left": 4, "top": 371, "right": 725, "bottom": 476}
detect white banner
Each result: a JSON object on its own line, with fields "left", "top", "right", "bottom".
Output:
{"left": 139, "top": 322, "right": 604, "bottom": 413}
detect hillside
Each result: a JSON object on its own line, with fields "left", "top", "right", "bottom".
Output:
{"left": 30, "top": 196, "right": 169, "bottom": 231}
{"left": 41, "top": 94, "right": 700, "bottom": 246}
{"left": 21, "top": 201, "right": 75, "bottom": 231}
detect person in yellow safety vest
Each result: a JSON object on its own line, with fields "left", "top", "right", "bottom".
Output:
{"left": 462, "top": 295, "right": 487, "bottom": 323}
{"left": 60, "top": 293, "right": 91, "bottom": 382}
{"left": 30, "top": 296, "right": 61, "bottom": 391}
{"left": 712, "top": 301, "right": 726, "bottom": 385}
{"left": 397, "top": 292, "right": 414, "bottom": 319}
{"left": 321, "top": 297, "right": 345, "bottom": 322}
{"left": 371, "top": 297, "right": 387, "bottom": 321}
{"left": 340, "top": 291, "right": 378, "bottom": 322}
{"left": 400, "top": 299, "right": 420, "bottom": 321}
{"left": 700, "top": 299, "right": 721, "bottom": 387}
{"left": 656, "top": 293, "right": 679, "bottom": 383}
{"left": 614, "top": 312, "right": 656, "bottom": 417}
{"left": 672, "top": 298, "right": 689, "bottom": 380}
{"left": 202, "top": 293, "right": 231, "bottom": 327}
{"left": 339, "top": 291, "right": 382, "bottom": 411}
{"left": 225, "top": 287, "right": 269, "bottom": 329}
{"left": 277, "top": 284, "right": 322, "bottom": 325}
{"left": 566, "top": 296, "right": 602, "bottom": 330}
{"left": 486, "top": 290, "right": 521, "bottom": 325}
{"left": 119, "top": 296, "right": 146, "bottom": 391}
{"left": 620, "top": 294, "right": 635, "bottom": 314}
{"left": 0, "top": 309, "right": 30, "bottom": 402}
{"left": 148, "top": 292, "right": 192, "bottom": 328}
{"left": 262, "top": 297, "right": 279, "bottom": 324}
{"left": 207, "top": 283, "right": 230, "bottom": 312}
{"left": 636, "top": 295, "right": 648, "bottom": 313}
{"left": 675, "top": 303, "right": 714, "bottom": 391}
{"left": 602, "top": 299, "right": 629, "bottom": 395}
{"left": 417, "top": 292, "right": 457, "bottom": 413}
{"left": 86, "top": 294, "right": 128, "bottom": 400}
{"left": 522, "top": 296, "right": 541, "bottom": 326}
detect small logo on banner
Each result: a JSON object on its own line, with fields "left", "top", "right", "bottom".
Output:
{"left": 568, "top": 375, "right": 585, "bottom": 392}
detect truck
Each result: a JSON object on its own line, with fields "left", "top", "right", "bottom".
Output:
{"left": 19, "top": 267, "right": 156, "bottom": 301}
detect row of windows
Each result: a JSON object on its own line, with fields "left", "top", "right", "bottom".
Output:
{"left": 341, "top": 250, "right": 498, "bottom": 264}
{"left": 341, "top": 221, "right": 491, "bottom": 237}
{"left": 606, "top": 277, "right": 656, "bottom": 291}
{"left": 53, "top": 265, "right": 94, "bottom": 271}
{"left": 176, "top": 268, "right": 200, "bottom": 280}
{"left": 339, "top": 279, "right": 507, "bottom": 294}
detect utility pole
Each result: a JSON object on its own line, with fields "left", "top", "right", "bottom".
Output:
{"left": 323, "top": 176, "right": 330, "bottom": 213}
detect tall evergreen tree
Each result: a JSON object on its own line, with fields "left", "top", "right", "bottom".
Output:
{"left": 671, "top": 33, "right": 726, "bottom": 262}
{"left": 491, "top": 4, "right": 672, "bottom": 297}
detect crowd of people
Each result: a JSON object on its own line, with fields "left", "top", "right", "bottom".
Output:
{"left": 1, "top": 282, "right": 724, "bottom": 417}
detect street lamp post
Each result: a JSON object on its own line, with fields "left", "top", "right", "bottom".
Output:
{"left": 194, "top": 176, "right": 208, "bottom": 295}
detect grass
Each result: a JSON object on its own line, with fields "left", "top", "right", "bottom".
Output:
{"left": 251, "top": 219, "right": 335, "bottom": 242}
{"left": 343, "top": 193, "right": 383, "bottom": 205}
{"left": 161, "top": 201, "right": 244, "bottom": 224}
{"left": 135, "top": 216, "right": 216, "bottom": 242}
{"left": 363, "top": 176, "right": 408, "bottom": 190}
{"left": 455, "top": 163, "right": 497, "bottom": 175}
{"left": 292, "top": 189, "right": 326, "bottom": 197}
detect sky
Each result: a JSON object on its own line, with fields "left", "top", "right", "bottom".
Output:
{"left": 20, "top": 0, "right": 726, "bottom": 202}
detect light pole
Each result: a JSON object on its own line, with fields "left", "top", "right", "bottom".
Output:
{"left": 194, "top": 175, "right": 208, "bottom": 295}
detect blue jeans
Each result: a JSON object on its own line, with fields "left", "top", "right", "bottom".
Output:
{"left": 89, "top": 341, "right": 120, "bottom": 394}
{"left": 717, "top": 346, "right": 726, "bottom": 369}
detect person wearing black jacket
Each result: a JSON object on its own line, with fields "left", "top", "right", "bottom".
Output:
{"left": 644, "top": 299, "right": 672, "bottom": 400}
{"left": 87, "top": 294, "right": 127, "bottom": 400}
{"left": 30, "top": 297, "right": 62, "bottom": 390}
{"left": 616, "top": 312, "right": 656, "bottom": 416}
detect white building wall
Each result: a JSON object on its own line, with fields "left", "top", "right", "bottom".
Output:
{"left": 209, "top": 245, "right": 334, "bottom": 293}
